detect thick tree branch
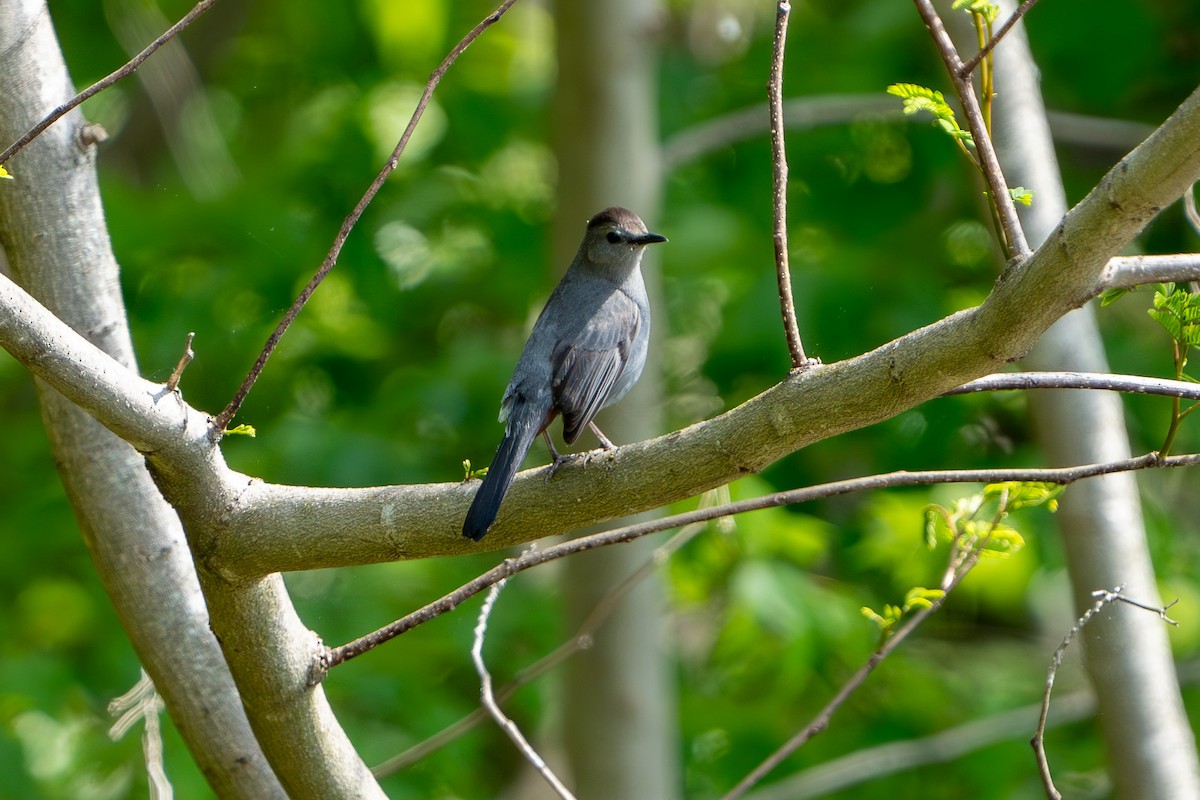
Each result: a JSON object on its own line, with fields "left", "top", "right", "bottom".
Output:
{"left": 316, "top": 451, "right": 1199, "bottom": 677}
{"left": 1, "top": 86, "right": 1198, "bottom": 577}
{"left": 0, "top": 4, "right": 282, "bottom": 796}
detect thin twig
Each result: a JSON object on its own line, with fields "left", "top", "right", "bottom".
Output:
{"left": 663, "top": 98, "right": 1151, "bottom": 174}
{"left": 211, "top": 0, "right": 519, "bottom": 436}
{"left": 958, "top": 0, "right": 1044, "bottom": 78}
{"left": 314, "top": 452, "right": 1200, "bottom": 679}
{"left": 754, "top": 689, "right": 1096, "bottom": 800}
{"left": 1031, "top": 586, "right": 1114, "bottom": 799}
{"left": 373, "top": 516, "right": 711, "bottom": 775}
{"left": 166, "top": 332, "right": 195, "bottom": 392}
{"left": 767, "top": 0, "right": 810, "bottom": 370}
{"left": 722, "top": 491, "right": 1006, "bottom": 800}
{"left": 0, "top": 0, "right": 222, "bottom": 167}
{"left": 910, "top": 0, "right": 1030, "bottom": 258}
{"left": 1031, "top": 586, "right": 1180, "bottom": 798}
{"left": 472, "top": 579, "right": 575, "bottom": 800}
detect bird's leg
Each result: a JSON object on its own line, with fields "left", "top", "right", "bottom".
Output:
{"left": 588, "top": 421, "right": 618, "bottom": 450}
{"left": 543, "top": 431, "right": 571, "bottom": 483}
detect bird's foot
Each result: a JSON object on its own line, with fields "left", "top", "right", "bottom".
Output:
{"left": 543, "top": 450, "right": 578, "bottom": 484}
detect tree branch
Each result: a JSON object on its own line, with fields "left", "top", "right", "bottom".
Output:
{"left": 723, "top": 490, "right": 1008, "bottom": 799}
{"left": 316, "top": 452, "right": 1200, "bottom": 678}
{"left": 767, "top": 0, "right": 809, "bottom": 369}
{"left": 663, "top": 96, "right": 1152, "bottom": 173}
{"left": 211, "top": 0, "right": 520, "bottom": 435}
{"left": 950, "top": 371, "right": 1200, "bottom": 401}
{"left": 1104, "top": 253, "right": 1200, "bottom": 289}
{"left": 0, "top": 0, "right": 222, "bottom": 168}
{"left": 911, "top": 0, "right": 1030, "bottom": 256}
{"left": 957, "top": 0, "right": 1043, "bottom": 78}
{"left": 1, "top": 85, "right": 1198, "bottom": 576}
{"left": 472, "top": 579, "right": 576, "bottom": 799}
{"left": 1032, "top": 587, "right": 1179, "bottom": 799}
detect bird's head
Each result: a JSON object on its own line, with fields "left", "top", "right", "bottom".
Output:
{"left": 583, "top": 206, "right": 667, "bottom": 271}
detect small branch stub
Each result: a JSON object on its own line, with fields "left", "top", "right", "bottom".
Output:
{"left": 167, "top": 332, "right": 195, "bottom": 392}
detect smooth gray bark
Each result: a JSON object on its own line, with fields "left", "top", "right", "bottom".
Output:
{"left": 987, "top": 5, "right": 1200, "bottom": 796}
{"left": 0, "top": 1, "right": 283, "bottom": 796}
{"left": 552, "top": 0, "right": 680, "bottom": 797}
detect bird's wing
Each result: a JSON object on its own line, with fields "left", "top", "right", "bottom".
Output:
{"left": 552, "top": 289, "right": 642, "bottom": 445}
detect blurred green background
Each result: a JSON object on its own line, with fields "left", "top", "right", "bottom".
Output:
{"left": 2, "top": 0, "right": 1199, "bottom": 797}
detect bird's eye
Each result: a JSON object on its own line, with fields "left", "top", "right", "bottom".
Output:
{"left": 606, "top": 231, "right": 622, "bottom": 244}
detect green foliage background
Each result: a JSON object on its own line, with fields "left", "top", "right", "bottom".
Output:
{"left": 2, "top": 0, "right": 1199, "bottom": 797}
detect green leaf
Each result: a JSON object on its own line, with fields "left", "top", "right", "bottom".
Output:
{"left": 886, "top": 83, "right": 974, "bottom": 148}
{"left": 224, "top": 423, "right": 256, "bottom": 437}
{"left": 1149, "top": 285, "right": 1200, "bottom": 347}
{"left": 903, "top": 586, "right": 945, "bottom": 611}
{"left": 983, "top": 481, "right": 1064, "bottom": 511}
{"left": 462, "top": 459, "right": 488, "bottom": 480}
{"left": 1100, "top": 287, "right": 1130, "bottom": 307}
{"left": 923, "top": 504, "right": 954, "bottom": 548}
{"left": 979, "top": 523, "right": 1025, "bottom": 556}
{"left": 1008, "top": 187, "right": 1034, "bottom": 206}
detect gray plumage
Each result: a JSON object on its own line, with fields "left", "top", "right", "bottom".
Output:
{"left": 463, "top": 207, "right": 666, "bottom": 541}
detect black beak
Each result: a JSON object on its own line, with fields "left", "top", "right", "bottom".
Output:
{"left": 633, "top": 232, "right": 668, "bottom": 245}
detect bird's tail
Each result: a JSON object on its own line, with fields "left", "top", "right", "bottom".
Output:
{"left": 462, "top": 412, "right": 541, "bottom": 541}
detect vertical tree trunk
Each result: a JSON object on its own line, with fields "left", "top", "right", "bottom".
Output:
{"left": 984, "top": 4, "right": 1200, "bottom": 796}
{"left": 552, "top": 0, "right": 681, "bottom": 797}
{"left": 0, "top": 3, "right": 283, "bottom": 796}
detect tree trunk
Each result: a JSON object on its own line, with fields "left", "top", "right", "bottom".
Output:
{"left": 0, "top": 1, "right": 283, "bottom": 796}
{"left": 985, "top": 4, "right": 1200, "bottom": 795}
{"left": 553, "top": 0, "right": 681, "bottom": 797}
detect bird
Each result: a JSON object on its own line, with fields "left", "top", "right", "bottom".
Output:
{"left": 462, "top": 206, "right": 667, "bottom": 542}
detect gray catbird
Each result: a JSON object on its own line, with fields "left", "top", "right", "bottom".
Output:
{"left": 462, "top": 207, "right": 667, "bottom": 541}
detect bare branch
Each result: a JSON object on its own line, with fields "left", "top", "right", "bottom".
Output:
{"left": 316, "top": 452, "right": 1200, "bottom": 679}
{"left": 0, "top": 0, "right": 222, "bottom": 167}
{"left": 722, "top": 490, "right": 1006, "bottom": 799}
{"left": 745, "top": 689, "right": 1096, "bottom": 800}
{"left": 1104, "top": 252, "right": 1200, "bottom": 290}
{"left": 663, "top": 97, "right": 1150, "bottom": 174}
{"left": 211, "top": 0, "right": 519, "bottom": 435}
{"left": 910, "top": 0, "right": 1030, "bottom": 257}
{"left": 1031, "top": 586, "right": 1179, "bottom": 798}
{"left": 767, "top": 1, "right": 810, "bottom": 369}
{"left": 472, "top": 579, "right": 575, "bottom": 800}
{"left": 958, "top": 0, "right": 1044, "bottom": 78}
{"left": 373, "top": 517, "right": 708, "bottom": 775}
{"left": 950, "top": 371, "right": 1200, "bottom": 401}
